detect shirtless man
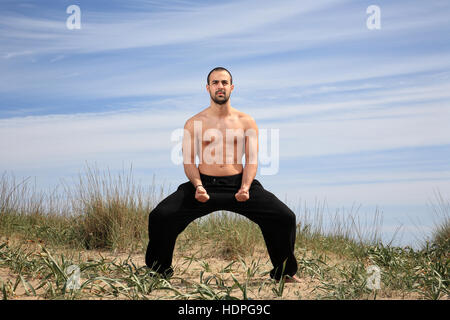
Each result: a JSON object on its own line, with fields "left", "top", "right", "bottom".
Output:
{"left": 145, "top": 67, "right": 300, "bottom": 282}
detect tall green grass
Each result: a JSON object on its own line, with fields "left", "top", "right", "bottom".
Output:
{"left": 1, "top": 165, "right": 447, "bottom": 254}
{"left": 427, "top": 190, "right": 450, "bottom": 253}
{"left": 294, "top": 199, "right": 384, "bottom": 257}
{"left": 66, "top": 165, "right": 152, "bottom": 250}
{"left": 0, "top": 165, "right": 164, "bottom": 250}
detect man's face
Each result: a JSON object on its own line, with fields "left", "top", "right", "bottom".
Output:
{"left": 206, "top": 70, "right": 234, "bottom": 105}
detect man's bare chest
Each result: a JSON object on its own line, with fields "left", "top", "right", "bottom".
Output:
{"left": 194, "top": 119, "right": 247, "bottom": 144}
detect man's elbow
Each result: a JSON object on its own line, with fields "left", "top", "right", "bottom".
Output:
{"left": 244, "top": 162, "right": 258, "bottom": 170}
{"left": 245, "top": 153, "right": 258, "bottom": 166}
{"left": 183, "top": 162, "right": 197, "bottom": 171}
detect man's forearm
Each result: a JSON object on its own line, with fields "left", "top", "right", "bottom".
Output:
{"left": 241, "top": 164, "right": 257, "bottom": 190}
{"left": 183, "top": 164, "right": 203, "bottom": 188}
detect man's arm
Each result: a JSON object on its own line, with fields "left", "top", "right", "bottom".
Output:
{"left": 182, "top": 119, "right": 203, "bottom": 188}
{"left": 183, "top": 119, "right": 210, "bottom": 203}
{"left": 236, "top": 116, "right": 258, "bottom": 201}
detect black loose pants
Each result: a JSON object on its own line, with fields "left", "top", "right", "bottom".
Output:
{"left": 145, "top": 172, "right": 298, "bottom": 280}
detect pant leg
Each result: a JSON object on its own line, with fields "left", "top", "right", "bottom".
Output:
{"left": 227, "top": 179, "right": 298, "bottom": 280}
{"left": 145, "top": 181, "right": 217, "bottom": 276}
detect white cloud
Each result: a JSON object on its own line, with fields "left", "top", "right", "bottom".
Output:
{"left": 0, "top": 108, "right": 188, "bottom": 170}
{"left": 0, "top": 0, "right": 342, "bottom": 57}
{"left": 276, "top": 113, "right": 450, "bottom": 158}
{"left": 266, "top": 174, "right": 450, "bottom": 207}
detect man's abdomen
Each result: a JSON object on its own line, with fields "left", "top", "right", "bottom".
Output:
{"left": 198, "top": 163, "right": 243, "bottom": 176}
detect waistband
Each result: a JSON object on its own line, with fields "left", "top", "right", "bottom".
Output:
{"left": 199, "top": 172, "right": 243, "bottom": 186}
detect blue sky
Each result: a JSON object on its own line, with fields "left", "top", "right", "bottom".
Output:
{"left": 1, "top": 0, "right": 450, "bottom": 248}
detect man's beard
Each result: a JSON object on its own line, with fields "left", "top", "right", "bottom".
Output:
{"left": 211, "top": 92, "right": 230, "bottom": 105}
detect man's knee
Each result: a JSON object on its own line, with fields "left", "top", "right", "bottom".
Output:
{"left": 283, "top": 208, "right": 296, "bottom": 226}
{"left": 148, "top": 205, "right": 168, "bottom": 226}
{"left": 262, "top": 191, "right": 296, "bottom": 224}
{"left": 266, "top": 194, "right": 295, "bottom": 224}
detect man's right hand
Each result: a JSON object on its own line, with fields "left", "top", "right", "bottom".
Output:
{"left": 195, "top": 186, "right": 210, "bottom": 202}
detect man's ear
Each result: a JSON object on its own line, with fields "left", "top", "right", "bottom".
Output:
{"left": 206, "top": 84, "right": 211, "bottom": 92}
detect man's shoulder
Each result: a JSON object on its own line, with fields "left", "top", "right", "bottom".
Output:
{"left": 185, "top": 109, "right": 208, "bottom": 126}
{"left": 235, "top": 110, "right": 257, "bottom": 127}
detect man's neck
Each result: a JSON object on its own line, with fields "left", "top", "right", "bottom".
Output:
{"left": 208, "top": 102, "right": 233, "bottom": 118}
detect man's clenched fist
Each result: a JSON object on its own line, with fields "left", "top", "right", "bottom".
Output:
{"left": 195, "top": 186, "right": 210, "bottom": 202}
{"left": 235, "top": 187, "right": 250, "bottom": 202}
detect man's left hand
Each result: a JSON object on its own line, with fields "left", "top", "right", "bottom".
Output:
{"left": 235, "top": 187, "right": 250, "bottom": 202}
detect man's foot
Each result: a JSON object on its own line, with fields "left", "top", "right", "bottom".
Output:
{"left": 279, "top": 275, "right": 302, "bottom": 283}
